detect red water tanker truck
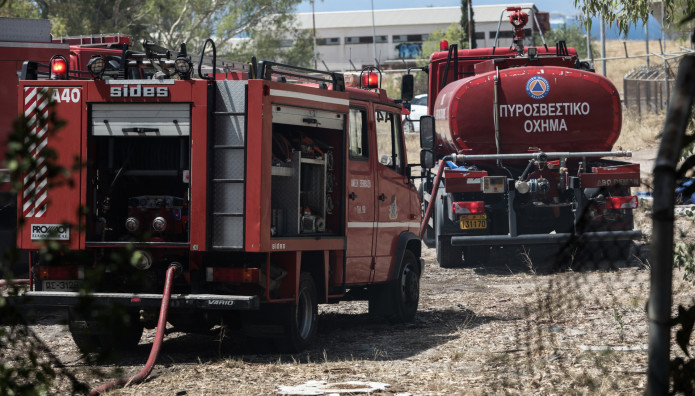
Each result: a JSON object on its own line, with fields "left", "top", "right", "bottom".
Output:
{"left": 403, "top": 7, "right": 641, "bottom": 268}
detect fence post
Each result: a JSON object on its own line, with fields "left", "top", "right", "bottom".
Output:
{"left": 647, "top": 54, "right": 695, "bottom": 395}
{"left": 637, "top": 81, "right": 641, "bottom": 117}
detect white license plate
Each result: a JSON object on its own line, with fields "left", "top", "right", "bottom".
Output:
{"left": 42, "top": 280, "right": 81, "bottom": 291}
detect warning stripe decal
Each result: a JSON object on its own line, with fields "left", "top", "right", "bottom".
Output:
{"left": 22, "top": 87, "right": 50, "bottom": 218}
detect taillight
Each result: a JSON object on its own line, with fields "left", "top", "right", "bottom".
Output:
{"left": 206, "top": 267, "right": 260, "bottom": 283}
{"left": 49, "top": 55, "right": 68, "bottom": 80}
{"left": 606, "top": 196, "right": 639, "bottom": 209}
{"left": 361, "top": 72, "right": 378, "bottom": 89}
{"left": 452, "top": 201, "right": 485, "bottom": 214}
{"left": 39, "top": 265, "right": 78, "bottom": 280}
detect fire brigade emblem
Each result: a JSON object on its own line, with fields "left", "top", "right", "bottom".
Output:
{"left": 526, "top": 76, "right": 550, "bottom": 100}
{"left": 389, "top": 196, "right": 398, "bottom": 220}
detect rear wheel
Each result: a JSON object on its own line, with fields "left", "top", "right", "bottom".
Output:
{"left": 276, "top": 273, "right": 318, "bottom": 352}
{"left": 435, "top": 192, "right": 462, "bottom": 268}
{"left": 68, "top": 308, "right": 143, "bottom": 356}
{"left": 463, "top": 246, "right": 491, "bottom": 267}
{"left": 437, "top": 237, "right": 462, "bottom": 268}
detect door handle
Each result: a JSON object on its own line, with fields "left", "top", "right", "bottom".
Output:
{"left": 378, "top": 193, "right": 387, "bottom": 201}
{"left": 349, "top": 192, "right": 357, "bottom": 200}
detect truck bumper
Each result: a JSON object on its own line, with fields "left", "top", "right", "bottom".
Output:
{"left": 451, "top": 230, "right": 642, "bottom": 246}
{"left": 14, "top": 291, "right": 260, "bottom": 311}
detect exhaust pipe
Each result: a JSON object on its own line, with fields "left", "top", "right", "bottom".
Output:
{"left": 89, "top": 262, "right": 182, "bottom": 395}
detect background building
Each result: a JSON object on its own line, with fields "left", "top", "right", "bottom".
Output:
{"left": 292, "top": 3, "right": 549, "bottom": 71}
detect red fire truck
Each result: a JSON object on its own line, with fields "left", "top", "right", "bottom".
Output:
{"left": 16, "top": 40, "right": 422, "bottom": 352}
{"left": 402, "top": 7, "right": 641, "bottom": 268}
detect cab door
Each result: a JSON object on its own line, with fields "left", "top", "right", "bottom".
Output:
{"left": 373, "top": 107, "right": 413, "bottom": 282}
{"left": 344, "top": 105, "right": 376, "bottom": 284}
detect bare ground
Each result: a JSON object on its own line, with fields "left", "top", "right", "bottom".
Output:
{"left": 8, "top": 211, "right": 694, "bottom": 396}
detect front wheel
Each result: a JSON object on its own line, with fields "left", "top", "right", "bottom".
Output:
{"left": 276, "top": 273, "right": 318, "bottom": 352}
{"left": 369, "top": 250, "right": 421, "bottom": 323}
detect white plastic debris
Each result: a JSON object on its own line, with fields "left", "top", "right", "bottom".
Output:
{"left": 276, "top": 380, "right": 389, "bottom": 395}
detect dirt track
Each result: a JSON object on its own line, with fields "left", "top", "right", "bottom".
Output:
{"left": 14, "top": 225, "right": 692, "bottom": 396}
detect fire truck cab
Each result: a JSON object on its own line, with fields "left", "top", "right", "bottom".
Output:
{"left": 16, "top": 40, "right": 422, "bottom": 352}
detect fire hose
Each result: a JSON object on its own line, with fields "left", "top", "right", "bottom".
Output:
{"left": 88, "top": 263, "right": 181, "bottom": 396}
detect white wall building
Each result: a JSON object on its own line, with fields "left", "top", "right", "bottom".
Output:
{"left": 292, "top": 4, "right": 549, "bottom": 71}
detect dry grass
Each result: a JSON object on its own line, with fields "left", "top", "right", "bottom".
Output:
{"left": 596, "top": 39, "right": 688, "bottom": 95}
{"left": 616, "top": 109, "right": 663, "bottom": 150}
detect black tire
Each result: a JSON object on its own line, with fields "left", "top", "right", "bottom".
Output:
{"left": 434, "top": 192, "right": 462, "bottom": 268}
{"left": 437, "top": 236, "right": 462, "bottom": 268}
{"left": 463, "top": 246, "right": 491, "bottom": 267}
{"left": 68, "top": 308, "right": 143, "bottom": 355}
{"left": 600, "top": 240, "right": 633, "bottom": 263}
{"left": 276, "top": 273, "right": 318, "bottom": 353}
{"left": 369, "top": 250, "right": 421, "bottom": 323}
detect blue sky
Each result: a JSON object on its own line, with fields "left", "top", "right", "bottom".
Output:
{"left": 296, "top": 1, "right": 580, "bottom": 15}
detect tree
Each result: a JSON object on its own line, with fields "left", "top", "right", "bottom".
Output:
{"left": 460, "top": 0, "right": 476, "bottom": 49}
{"left": 573, "top": 0, "right": 695, "bottom": 36}
{"left": 225, "top": 24, "right": 314, "bottom": 68}
{"left": 2, "top": 0, "right": 306, "bottom": 57}
{"left": 543, "top": 23, "right": 597, "bottom": 60}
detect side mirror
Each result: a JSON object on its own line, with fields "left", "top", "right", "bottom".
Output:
{"left": 420, "top": 115, "right": 435, "bottom": 150}
{"left": 420, "top": 150, "right": 435, "bottom": 169}
{"left": 401, "top": 74, "right": 414, "bottom": 102}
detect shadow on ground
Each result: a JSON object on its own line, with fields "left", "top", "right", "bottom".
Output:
{"left": 471, "top": 242, "right": 650, "bottom": 276}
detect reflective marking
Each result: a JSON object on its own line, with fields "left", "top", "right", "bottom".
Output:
{"left": 270, "top": 89, "right": 349, "bottom": 106}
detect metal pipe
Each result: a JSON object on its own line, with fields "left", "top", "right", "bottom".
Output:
{"left": 493, "top": 69, "right": 501, "bottom": 164}
{"left": 529, "top": 8, "right": 548, "bottom": 52}
{"left": 647, "top": 54, "right": 695, "bottom": 396}
{"left": 89, "top": 263, "right": 182, "bottom": 396}
{"left": 491, "top": 10, "right": 505, "bottom": 55}
{"left": 451, "top": 230, "right": 642, "bottom": 246}
{"left": 452, "top": 150, "right": 632, "bottom": 162}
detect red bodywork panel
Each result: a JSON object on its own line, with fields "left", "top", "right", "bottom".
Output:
{"left": 581, "top": 163, "right": 641, "bottom": 188}
{"left": 18, "top": 83, "right": 85, "bottom": 250}
{"left": 0, "top": 42, "right": 70, "bottom": 192}
{"left": 443, "top": 170, "right": 488, "bottom": 193}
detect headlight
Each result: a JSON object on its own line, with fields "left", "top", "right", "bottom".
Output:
{"left": 87, "top": 55, "right": 106, "bottom": 78}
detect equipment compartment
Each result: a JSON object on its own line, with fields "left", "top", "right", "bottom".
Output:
{"left": 270, "top": 107, "right": 344, "bottom": 237}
